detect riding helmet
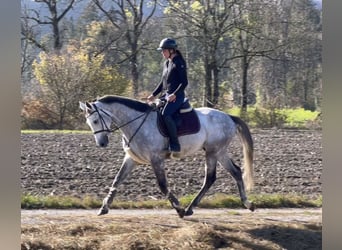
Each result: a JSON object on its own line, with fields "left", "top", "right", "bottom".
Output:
{"left": 157, "top": 38, "right": 177, "bottom": 50}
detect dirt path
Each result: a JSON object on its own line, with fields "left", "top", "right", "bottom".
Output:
{"left": 21, "top": 208, "right": 322, "bottom": 249}
{"left": 21, "top": 208, "right": 322, "bottom": 224}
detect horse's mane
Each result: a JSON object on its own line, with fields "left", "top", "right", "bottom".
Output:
{"left": 96, "top": 95, "right": 152, "bottom": 113}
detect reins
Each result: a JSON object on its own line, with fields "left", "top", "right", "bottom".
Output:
{"left": 89, "top": 103, "right": 152, "bottom": 146}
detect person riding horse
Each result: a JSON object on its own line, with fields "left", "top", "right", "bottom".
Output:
{"left": 147, "top": 38, "right": 189, "bottom": 156}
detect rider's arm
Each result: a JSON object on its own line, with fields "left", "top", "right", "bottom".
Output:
{"left": 152, "top": 80, "right": 163, "bottom": 97}
{"left": 151, "top": 60, "right": 168, "bottom": 97}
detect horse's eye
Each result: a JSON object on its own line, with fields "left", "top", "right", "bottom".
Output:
{"left": 93, "top": 120, "right": 98, "bottom": 124}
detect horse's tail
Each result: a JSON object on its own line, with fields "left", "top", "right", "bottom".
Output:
{"left": 230, "top": 115, "right": 254, "bottom": 191}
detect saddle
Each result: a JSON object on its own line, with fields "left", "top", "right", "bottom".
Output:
{"left": 156, "top": 98, "right": 201, "bottom": 137}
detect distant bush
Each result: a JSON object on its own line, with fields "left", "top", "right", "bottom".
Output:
{"left": 278, "top": 108, "right": 320, "bottom": 128}
{"left": 30, "top": 44, "right": 131, "bottom": 130}
{"left": 21, "top": 99, "right": 58, "bottom": 129}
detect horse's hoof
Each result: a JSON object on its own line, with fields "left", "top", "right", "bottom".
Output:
{"left": 249, "top": 203, "right": 255, "bottom": 212}
{"left": 97, "top": 207, "right": 109, "bottom": 216}
{"left": 184, "top": 209, "right": 194, "bottom": 216}
{"left": 244, "top": 201, "right": 255, "bottom": 212}
{"left": 176, "top": 208, "right": 186, "bottom": 218}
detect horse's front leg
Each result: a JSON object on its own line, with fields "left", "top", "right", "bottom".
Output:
{"left": 151, "top": 159, "right": 185, "bottom": 218}
{"left": 98, "top": 154, "right": 136, "bottom": 216}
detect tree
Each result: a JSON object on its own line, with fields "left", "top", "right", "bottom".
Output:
{"left": 21, "top": 0, "right": 78, "bottom": 51}
{"left": 164, "top": 0, "right": 236, "bottom": 107}
{"left": 92, "top": 0, "right": 157, "bottom": 97}
{"left": 21, "top": 0, "right": 80, "bottom": 99}
{"left": 256, "top": 0, "right": 322, "bottom": 110}
{"left": 32, "top": 44, "right": 130, "bottom": 129}
{"left": 230, "top": 0, "right": 277, "bottom": 113}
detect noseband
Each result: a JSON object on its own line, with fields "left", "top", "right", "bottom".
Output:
{"left": 87, "top": 103, "right": 152, "bottom": 145}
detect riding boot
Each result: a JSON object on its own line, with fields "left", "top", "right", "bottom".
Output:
{"left": 163, "top": 115, "right": 181, "bottom": 155}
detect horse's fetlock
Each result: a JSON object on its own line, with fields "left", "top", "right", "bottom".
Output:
{"left": 98, "top": 205, "right": 109, "bottom": 216}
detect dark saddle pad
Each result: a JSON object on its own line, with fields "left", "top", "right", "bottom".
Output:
{"left": 157, "top": 101, "right": 201, "bottom": 137}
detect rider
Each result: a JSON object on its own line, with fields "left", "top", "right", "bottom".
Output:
{"left": 147, "top": 38, "right": 189, "bottom": 156}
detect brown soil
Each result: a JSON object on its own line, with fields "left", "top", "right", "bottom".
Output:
{"left": 21, "top": 129, "right": 322, "bottom": 201}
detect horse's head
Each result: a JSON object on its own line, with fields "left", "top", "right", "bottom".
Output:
{"left": 79, "top": 101, "right": 112, "bottom": 147}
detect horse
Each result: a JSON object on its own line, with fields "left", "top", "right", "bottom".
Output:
{"left": 79, "top": 95, "right": 255, "bottom": 218}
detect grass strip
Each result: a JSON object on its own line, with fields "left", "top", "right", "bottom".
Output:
{"left": 21, "top": 193, "right": 322, "bottom": 210}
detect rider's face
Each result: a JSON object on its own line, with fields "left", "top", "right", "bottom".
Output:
{"left": 161, "top": 49, "right": 170, "bottom": 59}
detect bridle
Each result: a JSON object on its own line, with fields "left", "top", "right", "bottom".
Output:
{"left": 87, "top": 103, "right": 152, "bottom": 146}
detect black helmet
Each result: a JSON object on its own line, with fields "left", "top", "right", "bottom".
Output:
{"left": 157, "top": 38, "right": 177, "bottom": 50}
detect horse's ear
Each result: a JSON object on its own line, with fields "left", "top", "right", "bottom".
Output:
{"left": 79, "top": 101, "right": 93, "bottom": 113}
{"left": 79, "top": 101, "right": 87, "bottom": 111}
{"left": 86, "top": 102, "right": 92, "bottom": 109}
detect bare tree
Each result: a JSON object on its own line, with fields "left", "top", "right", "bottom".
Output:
{"left": 256, "top": 0, "right": 322, "bottom": 110}
{"left": 163, "top": 0, "right": 239, "bottom": 107}
{"left": 21, "top": 0, "right": 77, "bottom": 51}
{"left": 229, "top": 1, "right": 277, "bottom": 113}
{"left": 92, "top": 0, "right": 157, "bottom": 97}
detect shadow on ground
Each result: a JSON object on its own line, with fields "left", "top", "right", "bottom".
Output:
{"left": 249, "top": 224, "right": 322, "bottom": 250}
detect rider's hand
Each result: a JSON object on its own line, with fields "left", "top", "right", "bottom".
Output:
{"left": 147, "top": 94, "right": 155, "bottom": 102}
{"left": 166, "top": 94, "right": 176, "bottom": 102}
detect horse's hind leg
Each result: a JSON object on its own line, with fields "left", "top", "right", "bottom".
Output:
{"left": 98, "top": 154, "right": 135, "bottom": 216}
{"left": 184, "top": 152, "right": 218, "bottom": 216}
{"left": 218, "top": 154, "right": 255, "bottom": 211}
{"left": 151, "top": 159, "right": 185, "bottom": 218}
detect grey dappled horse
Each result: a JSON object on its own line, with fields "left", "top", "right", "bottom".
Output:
{"left": 80, "top": 95, "right": 255, "bottom": 217}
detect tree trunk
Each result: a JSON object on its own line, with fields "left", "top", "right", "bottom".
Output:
{"left": 212, "top": 61, "right": 219, "bottom": 107}
{"left": 204, "top": 62, "right": 212, "bottom": 107}
{"left": 130, "top": 44, "right": 139, "bottom": 97}
{"left": 240, "top": 54, "right": 249, "bottom": 113}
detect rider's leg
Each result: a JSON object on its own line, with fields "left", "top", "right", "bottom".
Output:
{"left": 162, "top": 115, "right": 180, "bottom": 152}
{"left": 162, "top": 100, "right": 183, "bottom": 153}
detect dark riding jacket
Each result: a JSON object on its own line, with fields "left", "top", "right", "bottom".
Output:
{"left": 152, "top": 54, "right": 188, "bottom": 98}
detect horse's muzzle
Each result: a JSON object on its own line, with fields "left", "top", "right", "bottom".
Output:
{"left": 95, "top": 135, "right": 109, "bottom": 148}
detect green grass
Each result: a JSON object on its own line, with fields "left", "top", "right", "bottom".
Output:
{"left": 21, "top": 193, "right": 322, "bottom": 210}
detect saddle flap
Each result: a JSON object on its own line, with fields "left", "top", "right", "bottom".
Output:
{"left": 157, "top": 109, "right": 200, "bottom": 137}
{"left": 179, "top": 98, "right": 193, "bottom": 113}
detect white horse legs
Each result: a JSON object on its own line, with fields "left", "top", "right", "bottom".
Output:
{"left": 98, "top": 152, "right": 254, "bottom": 217}
{"left": 98, "top": 155, "right": 135, "bottom": 216}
